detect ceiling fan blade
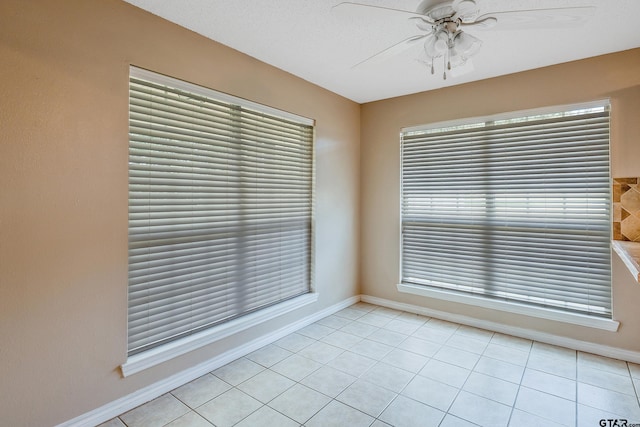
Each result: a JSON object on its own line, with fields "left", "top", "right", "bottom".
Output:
{"left": 353, "top": 34, "right": 429, "bottom": 69}
{"left": 452, "top": 0, "right": 480, "bottom": 22}
{"left": 460, "top": 16, "right": 497, "bottom": 30}
{"left": 332, "top": 2, "right": 432, "bottom": 23}
{"left": 475, "top": 7, "right": 595, "bottom": 30}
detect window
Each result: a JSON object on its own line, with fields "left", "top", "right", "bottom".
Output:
{"left": 128, "top": 67, "right": 314, "bottom": 356}
{"left": 400, "top": 101, "right": 611, "bottom": 318}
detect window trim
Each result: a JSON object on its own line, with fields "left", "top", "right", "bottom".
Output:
{"left": 397, "top": 283, "right": 619, "bottom": 331}
{"left": 121, "top": 292, "right": 318, "bottom": 377}
{"left": 124, "top": 66, "right": 317, "bottom": 372}
{"left": 398, "top": 99, "right": 615, "bottom": 324}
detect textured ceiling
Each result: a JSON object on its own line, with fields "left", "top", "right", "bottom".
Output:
{"left": 123, "top": 0, "right": 640, "bottom": 103}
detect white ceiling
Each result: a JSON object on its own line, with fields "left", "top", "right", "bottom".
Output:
{"left": 123, "top": 0, "right": 640, "bottom": 103}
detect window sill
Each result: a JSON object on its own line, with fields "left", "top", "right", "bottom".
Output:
{"left": 120, "top": 292, "right": 318, "bottom": 377}
{"left": 612, "top": 240, "right": 640, "bottom": 283}
{"left": 397, "top": 283, "right": 619, "bottom": 332}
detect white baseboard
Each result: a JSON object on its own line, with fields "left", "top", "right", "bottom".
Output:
{"left": 360, "top": 294, "right": 640, "bottom": 364}
{"left": 57, "top": 295, "right": 359, "bottom": 427}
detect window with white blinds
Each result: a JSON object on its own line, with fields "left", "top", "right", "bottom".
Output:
{"left": 401, "top": 101, "right": 611, "bottom": 318}
{"left": 128, "top": 67, "right": 314, "bottom": 356}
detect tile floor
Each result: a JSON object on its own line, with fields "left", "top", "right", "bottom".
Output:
{"left": 100, "top": 303, "right": 640, "bottom": 427}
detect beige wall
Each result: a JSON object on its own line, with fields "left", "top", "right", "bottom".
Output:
{"left": 0, "top": 1, "right": 360, "bottom": 425}
{"left": 360, "top": 49, "right": 640, "bottom": 352}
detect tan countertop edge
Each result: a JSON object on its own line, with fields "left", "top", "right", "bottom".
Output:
{"left": 612, "top": 240, "right": 640, "bottom": 283}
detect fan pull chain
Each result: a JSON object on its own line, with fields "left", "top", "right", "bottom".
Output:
{"left": 443, "top": 55, "right": 447, "bottom": 80}
{"left": 431, "top": 59, "right": 434, "bottom": 75}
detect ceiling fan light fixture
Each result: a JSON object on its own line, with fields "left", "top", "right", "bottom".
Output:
{"left": 424, "top": 32, "right": 448, "bottom": 57}
{"left": 454, "top": 31, "right": 482, "bottom": 58}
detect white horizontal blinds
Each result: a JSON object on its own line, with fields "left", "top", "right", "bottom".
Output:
{"left": 401, "top": 103, "right": 611, "bottom": 317}
{"left": 128, "top": 69, "right": 313, "bottom": 355}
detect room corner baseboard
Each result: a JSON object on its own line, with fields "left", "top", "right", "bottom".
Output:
{"left": 360, "top": 294, "right": 640, "bottom": 364}
{"left": 57, "top": 295, "right": 359, "bottom": 427}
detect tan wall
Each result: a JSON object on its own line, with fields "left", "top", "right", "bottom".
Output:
{"left": 0, "top": 1, "right": 360, "bottom": 425}
{"left": 360, "top": 49, "right": 640, "bottom": 353}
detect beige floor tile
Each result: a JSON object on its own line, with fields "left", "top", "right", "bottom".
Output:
{"left": 439, "top": 414, "right": 481, "bottom": 427}
{"left": 419, "top": 359, "right": 471, "bottom": 388}
{"left": 433, "top": 345, "right": 481, "bottom": 370}
{"left": 530, "top": 341, "right": 576, "bottom": 363}
{"left": 412, "top": 326, "right": 452, "bottom": 344}
{"left": 315, "top": 314, "right": 352, "bottom": 329}
{"left": 484, "top": 343, "right": 530, "bottom": 366}
{"left": 509, "top": 409, "right": 568, "bottom": 427}
{"left": 521, "top": 368, "right": 576, "bottom": 400}
{"left": 628, "top": 362, "right": 640, "bottom": 379}
{"left": 171, "top": 373, "right": 231, "bottom": 408}
{"left": 334, "top": 307, "right": 366, "bottom": 320}
{"left": 401, "top": 375, "right": 458, "bottom": 411}
{"left": 371, "top": 306, "right": 403, "bottom": 318}
{"left": 297, "top": 323, "right": 334, "bottom": 340}
{"left": 526, "top": 352, "right": 576, "bottom": 380}
{"left": 463, "top": 372, "right": 519, "bottom": 406}
{"left": 297, "top": 341, "right": 344, "bottom": 364}
{"left": 357, "top": 312, "right": 392, "bottom": 328}
{"left": 475, "top": 356, "right": 524, "bottom": 384}
{"left": 235, "top": 405, "right": 299, "bottom": 427}
{"left": 490, "top": 333, "right": 533, "bottom": 352}
{"left": 236, "top": 369, "right": 295, "bottom": 403}
{"left": 196, "top": 388, "right": 261, "bottom": 427}
{"left": 578, "top": 365, "right": 636, "bottom": 395}
{"left": 268, "top": 383, "right": 331, "bottom": 424}
{"left": 397, "top": 336, "right": 441, "bottom": 357}
{"left": 445, "top": 334, "right": 489, "bottom": 355}
{"left": 454, "top": 325, "right": 494, "bottom": 342}
{"left": 212, "top": 357, "right": 264, "bottom": 386}
{"left": 164, "top": 411, "right": 213, "bottom": 427}
{"left": 336, "top": 379, "right": 397, "bottom": 417}
{"left": 327, "top": 350, "right": 377, "bottom": 377}
{"left": 379, "top": 395, "right": 445, "bottom": 427}
{"left": 360, "top": 361, "right": 414, "bottom": 393}
{"left": 305, "top": 400, "right": 374, "bottom": 427}
{"left": 515, "top": 387, "right": 576, "bottom": 426}
{"left": 450, "top": 390, "right": 512, "bottom": 427}
{"left": 367, "top": 328, "right": 407, "bottom": 347}
{"left": 120, "top": 394, "right": 190, "bottom": 427}
{"left": 245, "top": 343, "right": 292, "bottom": 367}
{"left": 300, "top": 365, "right": 357, "bottom": 397}
{"left": 381, "top": 348, "right": 429, "bottom": 373}
{"left": 577, "top": 382, "right": 640, "bottom": 419}
{"left": 351, "top": 302, "right": 376, "bottom": 312}
{"left": 96, "top": 418, "right": 126, "bottom": 427}
{"left": 340, "top": 320, "right": 379, "bottom": 337}
{"left": 270, "top": 353, "right": 322, "bottom": 381}
{"left": 577, "top": 403, "right": 628, "bottom": 427}
{"left": 349, "top": 338, "right": 393, "bottom": 360}
{"left": 394, "top": 311, "right": 428, "bottom": 326}
{"left": 425, "top": 318, "right": 460, "bottom": 333}
{"left": 383, "top": 318, "right": 421, "bottom": 335}
{"left": 274, "top": 332, "right": 315, "bottom": 352}
{"left": 578, "top": 352, "right": 629, "bottom": 376}
{"left": 321, "top": 330, "right": 363, "bottom": 349}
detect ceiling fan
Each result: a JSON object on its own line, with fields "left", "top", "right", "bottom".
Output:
{"left": 333, "top": 0, "right": 595, "bottom": 79}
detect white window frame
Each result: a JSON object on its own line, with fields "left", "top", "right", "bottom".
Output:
{"left": 122, "top": 67, "right": 317, "bottom": 376}
{"left": 398, "top": 100, "right": 619, "bottom": 332}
